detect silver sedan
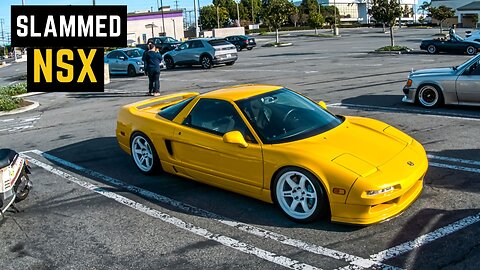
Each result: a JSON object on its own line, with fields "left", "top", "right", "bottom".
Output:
{"left": 403, "top": 54, "right": 480, "bottom": 107}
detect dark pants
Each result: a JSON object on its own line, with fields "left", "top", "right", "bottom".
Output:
{"left": 147, "top": 69, "right": 160, "bottom": 93}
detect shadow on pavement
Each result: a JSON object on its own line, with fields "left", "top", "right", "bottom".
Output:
{"left": 43, "top": 137, "right": 360, "bottom": 232}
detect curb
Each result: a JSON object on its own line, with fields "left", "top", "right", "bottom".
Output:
{"left": 0, "top": 100, "right": 39, "bottom": 116}
{"left": 14, "top": 92, "right": 46, "bottom": 98}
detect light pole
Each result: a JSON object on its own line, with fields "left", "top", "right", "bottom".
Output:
{"left": 333, "top": 0, "right": 339, "bottom": 36}
{"left": 193, "top": 0, "right": 199, "bottom": 37}
{"left": 236, "top": 1, "right": 240, "bottom": 27}
{"left": 217, "top": 5, "right": 220, "bottom": 28}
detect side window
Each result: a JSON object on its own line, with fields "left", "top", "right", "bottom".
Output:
{"left": 191, "top": 40, "right": 205, "bottom": 48}
{"left": 469, "top": 60, "right": 480, "bottom": 75}
{"left": 183, "top": 99, "right": 256, "bottom": 142}
{"left": 178, "top": 42, "right": 191, "bottom": 50}
{"left": 107, "top": 51, "right": 118, "bottom": 59}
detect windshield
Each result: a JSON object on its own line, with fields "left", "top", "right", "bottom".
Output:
{"left": 456, "top": 53, "right": 480, "bottom": 71}
{"left": 124, "top": 49, "right": 142, "bottom": 58}
{"left": 236, "top": 88, "right": 343, "bottom": 144}
{"left": 451, "top": 33, "right": 464, "bottom": 41}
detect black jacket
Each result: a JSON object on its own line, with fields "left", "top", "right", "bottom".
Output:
{"left": 142, "top": 50, "right": 163, "bottom": 71}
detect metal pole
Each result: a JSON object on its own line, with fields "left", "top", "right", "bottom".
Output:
{"left": 251, "top": 0, "right": 254, "bottom": 24}
{"left": 333, "top": 0, "right": 338, "bottom": 35}
{"left": 194, "top": 0, "right": 199, "bottom": 37}
{"left": 92, "top": 0, "right": 95, "bottom": 5}
{"left": 160, "top": 0, "right": 165, "bottom": 35}
{"left": 217, "top": 5, "right": 220, "bottom": 28}
{"left": 236, "top": 2, "right": 240, "bottom": 27}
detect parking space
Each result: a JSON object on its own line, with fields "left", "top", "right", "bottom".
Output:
{"left": 1, "top": 28, "right": 480, "bottom": 269}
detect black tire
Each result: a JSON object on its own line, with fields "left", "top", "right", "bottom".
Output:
{"left": 247, "top": 47, "right": 253, "bottom": 50}
{"left": 130, "top": 132, "right": 161, "bottom": 175}
{"left": 416, "top": 84, "right": 444, "bottom": 108}
{"left": 272, "top": 167, "right": 329, "bottom": 223}
{"left": 127, "top": 65, "right": 136, "bottom": 77}
{"left": 225, "top": 61, "right": 235, "bottom": 66}
{"left": 164, "top": 56, "right": 175, "bottom": 69}
{"left": 200, "top": 55, "right": 213, "bottom": 69}
{"left": 14, "top": 171, "right": 30, "bottom": 202}
{"left": 235, "top": 45, "right": 242, "bottom": 51}
{"left": 466, "top": 45, "right": 476, "bottom": 55}
{"left": 427, "top": 44, "right": 437, "bottom": 54}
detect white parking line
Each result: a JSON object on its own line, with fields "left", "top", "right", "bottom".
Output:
{"left": 23, "top": 149, "right": 399, "bottom": 270}
{"left": 428, "top": 154, "right": 480, "bottom": 167}
{"left": 430, "top": 162, "right": 480, "bottom": 174}
{"left": 24, "top": 154, "right": 320, "bottom": 270}
{"left": 328, "top": 103, "right": 480, "bottom": 122}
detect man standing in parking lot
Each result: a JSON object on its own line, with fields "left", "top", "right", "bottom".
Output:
{"left": 142, "top": 43, "right": 162, "bottom": 96}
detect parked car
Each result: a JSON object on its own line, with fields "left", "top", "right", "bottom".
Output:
{"left": 116, "top": 85, "right": 428, "bottom": 224}
{"left": 402, "top": 54, "right": 480, "bottom": 108}
{"left": 465, "top": 30, "right": 480, "bottom": 42}
{"left": 104, "top": 48, "right": 145, "bottom": 76}
{"left": 225, "top": 35, "right": 256, "bottom": 51}
{"left": 163, "top": 38, "right": 237, "bottom": 69}
{"left": 420, "top": 33, "right": 480, "bottom": 55}
{"left": 136, "top": 36, "right": 181, "bottom": 54}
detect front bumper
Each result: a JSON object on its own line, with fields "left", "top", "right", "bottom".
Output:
{"left": 136, "top": 65, "right": 145, "bottom": 74}
{"left": 330, "top": 141, "right": 428, "bottom": 225}
{"left": 402, "top": 86, "right": 416, "bottom": 103}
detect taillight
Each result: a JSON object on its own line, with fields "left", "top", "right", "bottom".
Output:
{"left": 244, "top": 40, "right": 248, "bottom": 44}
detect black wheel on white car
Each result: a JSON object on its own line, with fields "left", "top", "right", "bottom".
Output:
{"left": 225, "top": 61, "right": 235, "bottom": 66}
{"left": 164, "top": 56, "right": 175, "bottom": 69}
{"left": 272, "top": 167, "right": 329, "bottom": 223}
{"left": 466, "top": 45, "right": 476, "bottom": 55}
{"left": 130, "top": 133, "right": 160, "bottom": 175}
{"left": 127, "top": 65, "right": 136, "bottom": 76}
{"left": 417, "top": 84, "right": 443, "bottom": 108}
{"left": 427, "top": 44, "right": 437, "bottom": 54}
{"left": 200, "top": 55, "right": 213, "bottom": 69}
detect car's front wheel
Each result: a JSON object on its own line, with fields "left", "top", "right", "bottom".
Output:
{"left": 127, "top": 65, "right": 136, "bottom": 76}
{"left": 417, "top": 84, "right": 443, "bottom": 108}
{"left": 164, "top": 56, "right": 175, "bottom": 69}
{"left": 130, "top": 133, "right": 160, "bottom": 175}
{"left": 427, "top": 44, "right": 437, "bottom": 54}
{"left": 225, "top": 61, "right": 235, "bottom": 66}
{"left": 273, "top": 167, "right": 328, "bottom": 223}
{"left": 466, "top": 45, "right": 476, "bottom": 55}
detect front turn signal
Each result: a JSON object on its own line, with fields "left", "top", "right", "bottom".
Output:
{"left": 406, "top": 79, "right": 412, "bottom": 87}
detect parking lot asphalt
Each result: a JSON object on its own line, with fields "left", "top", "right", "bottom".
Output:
{"left": 1, "top": 27, "right": 480, "bottom": 269}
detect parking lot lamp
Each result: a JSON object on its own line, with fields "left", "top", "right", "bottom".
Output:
{"left": 236, "top": 1, "right": 241, "bottom": 27}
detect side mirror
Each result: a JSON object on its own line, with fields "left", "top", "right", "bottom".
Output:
{"left": 318, "top": 101, "right": 328, "bottom": 110}
{"left": 223, "top": 131, "right": 248, "bottom": 148}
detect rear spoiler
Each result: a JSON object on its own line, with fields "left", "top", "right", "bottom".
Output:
{"left": 130, "top": 92, "right": 199, "bottom": 111}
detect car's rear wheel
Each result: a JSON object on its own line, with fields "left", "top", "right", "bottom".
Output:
{"left": 164, "top": 56, "right": 175, "bottom": 69}
{"left": 247, "top": 47, "right": 253, "bottom": 50}
{"left": 130, "top": 133, "right": 160, "bottom": 175}
{"left": 466, "top": 45, "right": 476, "bottom": 55}
{"left": 127, "top": 65, "right": 136, "bottom": 77}
{"left": 417, "top": 84, "right": 443, "bottom": 108}
{"left": 273, "top": 167, "right": 328, "bottom": 223}
{"left": 427, "top": 44, "right": 437, "bottom": 54}
{"left": 235, "top": 45, "right": 241, "bottom": 51}
{"left": 200, "top": 55, "right": 213, "bottom": 69}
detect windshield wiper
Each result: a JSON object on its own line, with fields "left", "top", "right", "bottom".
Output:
{"left": 452, "top": 66, "right": 458, "bottom": 71}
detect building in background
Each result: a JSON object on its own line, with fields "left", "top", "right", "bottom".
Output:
{"left": 127, "top": 7, "right": 184, "bottom": 45}
{"left": 431, "top": 0, "right": 480, "bottom": 28}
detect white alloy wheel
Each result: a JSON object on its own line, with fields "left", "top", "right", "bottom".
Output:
{"left": 418, "top": 85, "right": 441, "bottom": 108}
{"left": 131, "top": 134, "right": 156, "bottom": 173}
{"left": 275, "top": 170, "right": 320, "bottom": 221}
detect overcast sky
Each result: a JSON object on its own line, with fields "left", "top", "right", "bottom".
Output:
{"left": 1, "top": 0, "right": 213, "bottom": 44}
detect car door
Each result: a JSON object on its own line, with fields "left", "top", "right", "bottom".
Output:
{"left": 172, "top": 98, "right": 264, "bottom": 192}
{"left": 116, "top": 51, "right": 129, "bottom": 73}
{"left": 105, "top": 51, "right": 117, "bottom": 72}
{"left": 189, "top": 40, "right": 206, "bottom": 63}
{"left": 174, "top": 41, "right": 192, "bottom": 64}
{"left": 456, "top": 58, "right": 480, "bottom": 103}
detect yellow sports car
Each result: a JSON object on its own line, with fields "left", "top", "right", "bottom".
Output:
{"left": 116, "top": 85, "right": 428, "bottom": 225}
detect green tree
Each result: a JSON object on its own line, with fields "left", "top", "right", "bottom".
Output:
{"left": 403, "top": 4, "right": 412, "bottom": 17}
{"left": 290, "top": 6, "right": 301, "bottom": 27}
{"left": 200, "top": 5, "right": 229, "bottom": 30}
{"left": 240, "top": 0, "right": 262, "bottom": 24}
{"left": 369, "top": 0, "right": 402, "bottom": 46}
{"left": 261, "top": 0, "right": 295, "bottom": 43}
{"left": 418, "top": 1, "right": 431, "bottom": 17}
{"left": 213, "top": 0, "right": 238, "bottom": 23}
{"left": 429, "top": 5, "right": 455, "bottom": 33}
{"left": 300, "top": 0, "right": 319, "bottom": 15}
{"left": 320, "top": 5, "right": 340, "bottom": 28}
{"left": 308, "top": 12, "right": 324, "bottom": 34}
